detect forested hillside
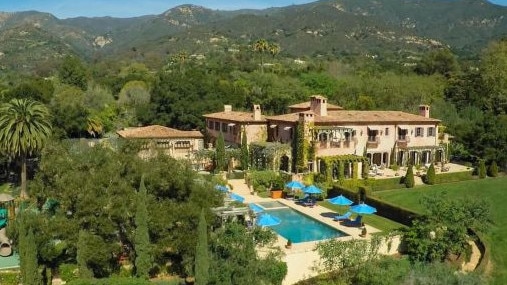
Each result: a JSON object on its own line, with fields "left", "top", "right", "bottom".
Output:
{"left": 1, "top": 0, "right": 507, "bottom": 73}
{"left": 0, "top": 1, "right": 506, "bottom": 166}
{"left": 0, "top": 35, "right": 506, "bottom": 168}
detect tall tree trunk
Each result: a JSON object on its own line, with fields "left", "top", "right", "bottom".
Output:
{"left": 20, "top": 155, "right": 28, "bottom": 199}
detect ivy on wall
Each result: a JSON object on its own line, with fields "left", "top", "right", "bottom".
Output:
{"left": 250, "top": 142, "right": 291, "bottom": 171}
{"left": 295, "top": 123, "right": 308, "bottom": 172}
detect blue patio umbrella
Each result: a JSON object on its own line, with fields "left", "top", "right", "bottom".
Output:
{"left": 285, "top": 180, "right": 305, "bottom": 190}
{"left": 256, "top": 213, "right": 281, "bottom": 227}
{"left": 248, "top": 203, "right": 264, "bottom": 214}
{"left": 303, "top": 185, "right": 322, "bottom": 195}
{"left": 350, "top": 203, "right": 377, "bottom": 215}
{"left": 229, "top": 193, "right": 245, "bottom": 203}
{"left": 214, "top": 184, "right": 229, "bottom": 192}
{"left": 328, "top": 195, "right": 353, "bottom": 206}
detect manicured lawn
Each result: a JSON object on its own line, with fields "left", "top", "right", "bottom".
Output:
{"left": 373, "top": 176, "right": 507, "bottom": 285}
{"left": 318, "top": 200, "right": 405, "bottom": 233}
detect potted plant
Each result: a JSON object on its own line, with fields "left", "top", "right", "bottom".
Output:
{"left": 270, "top": 177, "right": 284, "bottom": 199}
{"left": 285, "top": 239, "right": 292, "bottom": 249}
{"left": 360, "top": 227, "right": 367, "bottom": 238}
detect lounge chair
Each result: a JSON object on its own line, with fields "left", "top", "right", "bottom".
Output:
{"left": 343, "top": 215, "right": 363, "bottom": 227}
{"left": 333, "top": 211, "right": 352, "bottom": 221}
{"left": 302, "top": 199, "right": 316, "bottom": 207}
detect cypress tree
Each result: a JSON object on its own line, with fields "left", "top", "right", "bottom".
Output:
{"left": 362, "top": 160, "right": 369, "bottom": 179}
{"left": 405, "top": 165, "right": 415, "bottom": 188}
{"left": 488, "top": 161, "right": 499, "bottom": 177}
{"left": 135, "top": 176, "right": 152, "bottom": 279}
{"left": 215, "top": 132, "right": 226, "bottom": 172}
{"left": 240, "top": 130, "right": 249, "bottom": 170}
{"left": 425, "top": 163, "right": 436, "bottom": 185}
{"left": 19, "top": 214, "right": 40, "bottom": 285}
{"left": 194, "top": 209, "right": 209, "bottom": 285}
{"left": 478, "top": 159, "right": 486, "bottom": 179}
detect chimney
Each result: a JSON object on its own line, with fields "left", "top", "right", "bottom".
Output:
{"left": 309, "top": 95, "right": 328, "bottom": 116}
{"left": 253, "top": 104, "right": 262, "bottom": 121}
{"left": 224, "top": 105, "right": 232, "bottom": 113}
{"left": 419, "top": 105, "right": 430, "bottom": 118}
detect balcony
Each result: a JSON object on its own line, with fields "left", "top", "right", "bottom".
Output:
{"left": 396, "top": 136, "right": 410, "bottom": 148}
{"left": 366, "top": 136, "right": 380, "bottom": 148}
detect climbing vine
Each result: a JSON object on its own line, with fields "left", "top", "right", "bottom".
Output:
{"left": 250, "top": 142, "right": 291, "bottom": 171}
{"left": 319, "top": 155, "right": 367, "bottom": 183}
{"left": 295, "top": 123, "right": 309, "bottom": 172}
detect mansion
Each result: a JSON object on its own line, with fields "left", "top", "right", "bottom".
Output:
{"left": 204, "top": 95, "right": 445, "bottom": 176}
{"left": 117, "top": 125, "right": 204, "bottom": 160}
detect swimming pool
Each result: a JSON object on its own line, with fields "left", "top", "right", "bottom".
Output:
{"left": 262, "top": 207, "right": 348, "bottom": 243}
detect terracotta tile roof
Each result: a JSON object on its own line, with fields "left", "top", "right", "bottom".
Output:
{"left": 203, "top": 111, "right": 267, "bottom": 123}
{"left": 288, "top": 101, "right": 343, "bottom": 110}
{"left": 117, "top": 125, "right": 203, "bottom": 139}
{"left": 266, "top": 110, "right": 440, "bottom": 125}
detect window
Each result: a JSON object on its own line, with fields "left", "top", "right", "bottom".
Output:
{"left": 398, "top": 128, "right": 408, "bottom": 140}
{"left": 367, "top": 129, "right": 378, "bottom": 142}
{"left": 427, "top": 127, "right": 435, "bottom": 137}
{"left": 156, "top": 140, "right": 170, "bottom": 149}
{"left": 385, "top": 128, "right": 389, "bottom": 136}
{"left": 221, "top": 123, "right": 227, "bottom": 132}
{"left": 207, "top": 120, "right": 213, "bottom": 129}
{"left": 415, "top": 127, "right": 424, "bottom": 137}
{"left": 214, "top": 122, "right": 220, "bottom": 131}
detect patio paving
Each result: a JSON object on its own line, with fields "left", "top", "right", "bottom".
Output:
{"left": 227, "top": 179, "right": 391, "bottom": 285}
{"left": 226, "top": 164, "right": 469, "bottom": 284}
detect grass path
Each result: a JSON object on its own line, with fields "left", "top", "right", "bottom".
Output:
{"left": 373, "top": 176, "right": 507, "bottom": 284}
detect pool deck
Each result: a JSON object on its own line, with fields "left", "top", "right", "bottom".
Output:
{"left": 227, "top": 179, "right": 398, "bottom": 285}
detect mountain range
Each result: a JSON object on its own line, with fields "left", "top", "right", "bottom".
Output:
{"left": 0, "top": 0, "right": 506, "bottom": 73}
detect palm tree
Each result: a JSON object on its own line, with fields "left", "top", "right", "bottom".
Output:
{"left": 253, "top": 39, "right": 269, "bottom": 73}
{"left": 268, "top": 43, "right": 280, "bottom": 58}
{"left": 0, "top": 99, "right": 52, "bottom": 199}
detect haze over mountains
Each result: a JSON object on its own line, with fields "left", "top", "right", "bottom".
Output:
{"left": 0, "top": 0, "right": 506, "bottom": 72}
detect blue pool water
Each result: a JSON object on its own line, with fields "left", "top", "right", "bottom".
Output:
{"left": 265, "top": 208, "right": 348, "bottom": 243}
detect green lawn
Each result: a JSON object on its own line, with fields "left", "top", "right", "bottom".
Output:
{"left": 318, "top": 200, "right": 405, "bottom": 233}
{"left": 373, "top": 176, "right": 507, "bottom": 284}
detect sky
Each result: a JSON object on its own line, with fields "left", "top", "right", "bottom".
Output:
{"left": 0, "top": 0, "right": 506, "bottom": 19}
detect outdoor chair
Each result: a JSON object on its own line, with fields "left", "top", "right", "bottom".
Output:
{"left": 343, "top": 215, "right": 363, "bottom": 227}
{"left": 333, "top": 211, "right": 352, "bottom": 221}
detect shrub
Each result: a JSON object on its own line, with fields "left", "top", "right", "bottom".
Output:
{"left": 478, "top": 160, "right": 486, "bottom": 179}
{"left": 358, "top": 186, "right": 370, "bottom": 202}
{"left": 67, "top": 277, "right": 152, "bottom": 285}
{"left": 60, "top": 263, "right": 80, "bottom": 282}
{"left": 404, "top": 165, "right": 415, "bottom": 188}
{"left": 425, "top": 164, "right": 436, "bottom": 185}
{"left": 0, "top": 271, "right": 20, "bottom": 285}
{"left": 250, "top": 170, "right": 278, "bottom": 191}
{"left": 261, "top": 258, "right": 288, "bottom": 285}
{"left": 488, "top": 161, "right": 498, "bottom": 177}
